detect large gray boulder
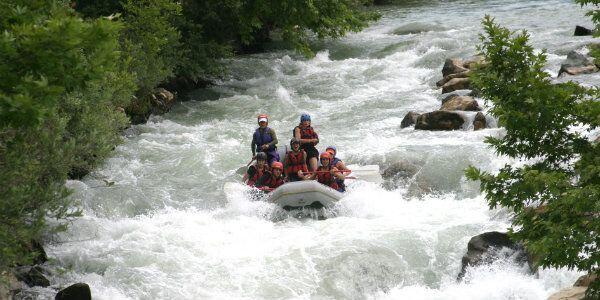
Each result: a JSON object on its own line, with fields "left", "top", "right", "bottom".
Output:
{"left": 440, "top": 96, "right": 481, "bottom": 111}
{"left": 473, "top": 112, "right": 487, "bottom": 130}
{"left": 13, "top": 266, "right": 49, "bottom": 287}
{"left": 55, "top": 283, "right": 92, "bottom": 300}
{"left": 439, "top": 89, "right": 473, "bottom": 103}
{"left": 400, "top": 111, "right": 421, "bottom": 128}
{"left": 436, "top": 70, "right": 471, "bottom": 87}
{"left": 415, "top": 111, "right": 464, "bottom": 131}
{"left": 558, "top": 50, "right": 599, "bottom": 77}
{"left": 442, "top": 58, "right": 469, "bottom": 77}
{"left": 458, "top": 231, "right": 531, "bottom": 280}
{"left": 442, "top": 77, "right": 471, "bottom": 94}
{"left": 574, "top": 25, "right": 593, "bottom": 36}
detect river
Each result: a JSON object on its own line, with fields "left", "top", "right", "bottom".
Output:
{"left": 31, "top": 0, "right": 598, "bottom": 299}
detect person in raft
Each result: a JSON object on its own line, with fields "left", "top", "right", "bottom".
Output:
{"left": 325, "top": 146, "right": 349, "bottom": 192}
{"left": 244, "top": 152, "right": 269, "bottom": 187}
{"left": 293, "top": 113, "right": 319, "bottom": 172}
{"left": 284, "top": 138, "right": 309, "bottom": 182}
{"left": 306, "top": 152, "right": 345, "bottom": 192}
{"left": 252, "top": 114, "right": 279, "bottom": 165}
{"left": 255, "top": 161, "right": 286, "bottom": 191}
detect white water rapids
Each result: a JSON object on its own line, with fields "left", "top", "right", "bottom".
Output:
{"left": 30, "top": 0, "right": 600, "bottom": 299}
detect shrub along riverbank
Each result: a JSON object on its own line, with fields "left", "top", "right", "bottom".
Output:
{"left": 0, "top": 0, "right": 379, "bottom": 280}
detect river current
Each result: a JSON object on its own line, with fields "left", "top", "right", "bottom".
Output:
{"left": 31, "top": 0, "right": 599, "bottom": 299}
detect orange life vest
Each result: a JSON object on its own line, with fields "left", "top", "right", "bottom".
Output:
{"left": 247, "top": 164, "right": 267, "bottom": 186}
{"left": 295, "top": 125, "right": 318, "bottom": 146}
{"left": 316, "top": 165, "right": 339, "bottom": 190}
{"left": 260, "top": 173, "right": 285, "bottom": 189}
{"left": 285, "top": 150, "right": 308, "bottom": 175}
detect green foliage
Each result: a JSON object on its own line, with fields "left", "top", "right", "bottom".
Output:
{"left": 577, "top": 0, "right": 600, "bottom": 63}
{"left": 466, "top": 16, "right": 600, "bottom": 297}
{"left": 0, "top": 0, "right": 133, "bottom": 271}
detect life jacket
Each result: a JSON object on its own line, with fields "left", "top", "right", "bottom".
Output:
{"left": 293, "top": 125, "right": 318, "bottom": 146}
{"left": 253, "top": 127, "right": 276, "bottom": 152}
{"left": 316, "top": 165, "right": 339, "bottom": 190}
{"left": 260, "top": 172, "right": 285, "bottom": 189}
{"left": 331, "top": 157, "right": 346, "bottom": 192}
{"left": 285, "top": 150, "right": 307, "bottom": 176}
{"left": 247, "top": 164, "right": 267, "bottom": 186}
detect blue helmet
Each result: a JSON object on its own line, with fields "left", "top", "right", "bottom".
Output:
{"left": 300, "top": 113, "right": 311, "bottom": 122}
{"left": 326, "top": 146, "right": 337, "bottom": 155}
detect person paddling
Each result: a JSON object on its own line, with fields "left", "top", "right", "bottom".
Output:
{"left": 284, "top": 138, "right": 309, "bottom": 182}
{"left": 307, "top": 152, "right": 345, "bottom": 192}
{"left": 255, "top": 162, "right": 286, "bottom": 191}
{"left": 244, "top": 152, "right": 269, "bottom": 187}
{"left": 293, "top": 113, "right": 319, "bottom": 172}
{"left": 325, "top": 146, "right": 349, "bottom": 192}
{"left": 252, "top": 114, "right": 279, "bottom": 164}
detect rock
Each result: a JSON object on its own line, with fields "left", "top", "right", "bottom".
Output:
{"left": 439, "top": 90, "right": 473, "bottom": 103}
{"left": 401, "top": 111, "right": 421, "bottom": 128}
{"left": 442, "top": 58, "right": 469, "bottom": 77}
{"left": 152, "top": 88, "right": 176, "bottom": 114}
{"left": 436, "top": 70, "right": 471, "bottom": 87}
{"left": 558, "top": 65, "right": 599, "bottom": 76}
{"left": 415, "top": 111, "right": 464, "bottom": 131}
{"left": 574, "top": 25, "right": 593, "bottom": 36}
{"left": 473, "top": 112, "right": 487, "bottom": 130}
{"left": 23, "top": 240, "right": 47, "bottom": 265}
{"left": 574, "top": 273, "right": 597, "bottom": 287}
{"left": 462, "top": 55, "right": 485, "bottom": 69}
{"left": 55, "top": 283, "right": 92, "bottom": 300}
{"left": 13, "top": 266, "right": 49, "bottom": 287}
{"left": 0, "top": 271, "right": 21, "bottom": 300}
{"left": 547, "top": 287, "right": 587, "bottom": 300}
{"left": 440, "top": 96, "right": 481, "bottom": 111}
{"left": 441, "top": 77, "right": 471, "bottom": 94}
{"left": 458, "top": 231, "right": 531, "bottom": 280}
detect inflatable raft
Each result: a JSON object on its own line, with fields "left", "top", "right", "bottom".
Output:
{"left": 267, "top": 180, "right": 342, "bottom": 210}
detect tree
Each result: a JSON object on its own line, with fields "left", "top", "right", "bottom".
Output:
{"left": 465, "top": 16, "right": 600, "bottom": 297}
{"left": 576, "top": 0, "right": 600, "bottom": 62}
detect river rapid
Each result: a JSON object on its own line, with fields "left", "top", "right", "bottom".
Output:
{"left": 32, "top": 1, "right": 598, "bottom": 299}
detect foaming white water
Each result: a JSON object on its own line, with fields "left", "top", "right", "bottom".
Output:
{"left": 37, "top": 1, "right": 592, "bottom": 299}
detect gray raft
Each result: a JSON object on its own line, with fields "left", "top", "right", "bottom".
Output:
{"left": 268, "top": 180, "right": 342, "bottom": 209}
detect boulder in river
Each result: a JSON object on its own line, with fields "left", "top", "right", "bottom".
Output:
{"left": 440, "top": 96, "right": 481, "bottom": 111}
{"left": 55, "top": 283, "right": 92, "bottom": 300}
{"left": 458, "top": 231, "right": 531, "bottom": 280}
{"left": 401, "top": 111, "right": 421, "bottom": 128}
{"left": 436, "top": 70, "right": 471, "bottom": 87}
{"left": 558, "top": 65, "right": 599, "bottom": 76}
{"left": 439, "top": 89, "right": 473, "bottom": 103}
{"left": 558, "top": 50, "right": 599, "bottom": 77}
{"left": 442, "top": 58, "right": 469, "bottom": 77}
{"left": 152, "top": 88, "right": 176, "bottom": 114}
{"left": 442, "top": 77, "right": 471, "bottom": 94}
{"left": 574, "top": 25, "right": 593, "bottom": 36}
{"left": 0, "top": 271, "right": 21, "bottom": 299}
{"left": 415, "top": 111, "right": 464, "bottom": 131}
{"left": 473, "top": 112, "right": 487, "bottom": 130}
{"left": 547, "top": 287, "right": 587, "bottom": 300}
{"left": 462, "top": 55, "right": 485, "bottom": 69}
{"left": 13, "top": 266, "right": 49, "bottom": 288}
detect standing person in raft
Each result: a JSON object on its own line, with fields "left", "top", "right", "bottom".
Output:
{"left": 294, "top": 113, "right": 319, "bottom": 172}
{"left": 307, "top": 152, "right": 345, "bottom": 192}
{"left": 244, "top": 152, "right": 269, "bottom": 187}
{"left": 325, "top": 146, "right": 349, "bottom": 192}
{"left": 284, "top": 138, "right": 309, "bottom": 182}
{"left": 255, "top": 162, "right": 286, "bottom": 191}
{"left": 251, "top": 114, "right": 279, "bottom": 165}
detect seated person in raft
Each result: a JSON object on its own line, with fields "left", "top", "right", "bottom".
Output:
{"left": 251, "top": 114, "right": 279, "bottom": 165}
{"left": 244, "top": 152, "right": 269, "bottom": 187}
{"left": 255, "top": 162, "right": 285, "bottom": 191}
{"left": 325, "top": 146, "right": 349, "bottom": 192}
{"left": 304, "top": 152, "right": 345, "bottom": 192}
{"left": 293, "top": 113, "right": 319, "bottom": 172}
{"left": 284, "top": 138, "right": 309, "bottom": 182}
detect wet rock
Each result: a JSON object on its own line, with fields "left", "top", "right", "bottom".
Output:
{"left": 574, "top": 273, "right": 597, "bottom": 287}
{"left": 401, "top": 111, "right": 421, "bottom": 128}
{"left": 152, "top": 88, "right": 176, "bottom": 114}
{"left": 13, "top": 266, "right": 49, "bottom": 287}
{"left": 462, "top": 55, "right": 485, "bottom": 69}
{"left": 55, "top": 283, "right": 92, "bottom": 300}
{"left": 547, "top": 287, "right": 587, "bottom": 300}
{"left": 558, "top": 50, "right": 599, "bottom": 77}
{"left": 415, "top": 111, "right": 464, "bottom": 131}
{"left": 442, "top": 58, "right": 469, "bottom": 77}
{"left": 436, "top": 70, "right": 471, "bottom": 87}
{"left": 441, "top": 77, "right": 471, "bottom": 94}
{"left": 473, "top": 112, "right": 487, "bottom": 130}
{"left": 458, "top": 231, "right": 531, "bottom": 280}
{"left": 439, "top": 90, "right": 473, "bottom": 103}
{"left": 440, "top": 96, "right": 481, "bottom": 111}
{"left": 22, "top": 240, "right": 47, "bottom": 265}
{"left": 574, "top": 25, "right": 593, "bottom": 36}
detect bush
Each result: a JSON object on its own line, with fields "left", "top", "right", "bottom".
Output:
{"left": 466, "top": 16, "right": 600, "bottom": 297}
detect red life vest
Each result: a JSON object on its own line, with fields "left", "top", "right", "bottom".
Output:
{"left": 247, "top": 164, "right": 267, "bottom": 186}
{"left": 285, "top": 150, "right": 308, "bottom": 175}
{"left": 316, "top": 166, "right": 339, "bottom": 190}
{"left": 261, "top": 173, "right": 285, "bottom": 189}
{"left": 295, "top": 125, "right": 318, "bottom": 145}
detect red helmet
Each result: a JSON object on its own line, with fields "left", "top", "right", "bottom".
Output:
{"left": 271, "top": 161, "right": 283, "bottom": 170}
{"left": 319, "top": 152, "right": 331, "bottom": 161}
{"left": 257, "top": 114, "right": 268, "bottom": 124}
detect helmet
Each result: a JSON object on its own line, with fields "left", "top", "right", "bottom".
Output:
{"left": 320, "top": 152, "right": 331, "bottom": 161}
{"left": 257, "top": 114, "right": 268, "bottom": 124}
{"left": 256, "top": 152, "right": 267, "bottom": 161}
{"left": 290, "top": 137, "right": 300, "bottom": 146}
{"left": 326, "top": 146, "right": 336, "bottom": 155}
{"left": 271, "top": 161, "right": 283, "bottom": 170}
{"left": 300, "top": 113, "right": 311, "bottom": 122}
